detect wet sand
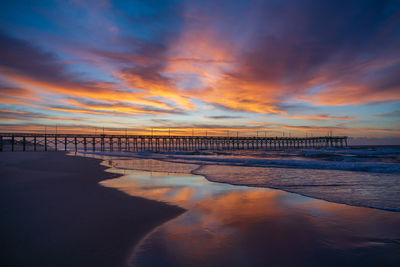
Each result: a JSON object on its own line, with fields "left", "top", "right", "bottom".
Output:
{"left": 94, "top": 156, "right": 400, "bottom": 267}
{"left": 0, "top": 152, "right": 184, "bottom": 267}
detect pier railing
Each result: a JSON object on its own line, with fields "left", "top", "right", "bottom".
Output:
{"left": 0, "top": 133, "right": 348, "bottom": 152}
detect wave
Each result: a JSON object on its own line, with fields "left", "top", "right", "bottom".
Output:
{"left": 193, "top": 164, "right": 400, "bottom": 212}
{"left": 82, "top": 150, "right": 400, "bottom": 174}
{"left": 155, "top": 154, "right": 400, "bottom": 174}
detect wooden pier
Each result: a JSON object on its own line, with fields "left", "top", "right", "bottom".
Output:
{"left": 0, "top": 133, "right": 348, "bottom": 152}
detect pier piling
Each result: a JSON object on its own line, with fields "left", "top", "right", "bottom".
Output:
{"left": 0, "top": 133, "right": 348, "bottom": 152}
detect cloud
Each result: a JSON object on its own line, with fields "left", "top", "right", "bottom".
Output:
{"left": 287, "top": 114, "right": 355, "bottom": 121}
{"left": 0, "top": 84, "right": 36, "bottom": 98}
{"left": 0, "top": 30, "right": 188, "bottom": 113}
{"left": 65, "top": 98, "right": 186, "bottom": 115}
{"left": 177, "top": 0, "right": 400, "bottom": 112}
{"left": 1, "top": 0, "right": 399, "bottom": 139}
{"left": 0, "top": 31, "right": 119, "bottom": 98}
{"left": 374, "top": 110, "right": 400, "bottom": 118}
{"left": 0, "top": 108, "right": 76, "bottom": 121}
{"left": 206, "top": 116, "right": 243, "bottom": 120}
{"left": 282, "top": 125, "right": 400, "bottom": 137}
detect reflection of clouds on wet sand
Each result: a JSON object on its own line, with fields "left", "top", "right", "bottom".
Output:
{"left": 100, "top": 170, "right": 241, "bottom": 208}
{"left": 132, "top": 190, "right": 400, "bottom": 266}
{"left": 99, "top": 163, "right": 400, "bottom": 266}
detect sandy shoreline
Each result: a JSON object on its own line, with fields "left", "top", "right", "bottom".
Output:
{"left": 0, "top": 152, "right": 184, "bottom": 266}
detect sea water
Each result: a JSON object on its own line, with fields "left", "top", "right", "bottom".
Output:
{"left": 85, "top": 146, "right": 400, "bottom": 211}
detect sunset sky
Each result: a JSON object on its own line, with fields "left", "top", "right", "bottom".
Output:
{"left": 0, "top": 0, "right": 399, "bottom": 142}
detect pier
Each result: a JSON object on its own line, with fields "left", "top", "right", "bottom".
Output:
{"left": 0, "top": 133, "right": 348, "bottom": 152}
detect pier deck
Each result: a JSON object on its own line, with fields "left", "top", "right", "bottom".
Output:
{"left": 0, "top": 133, "right": 348, "bottom": 152}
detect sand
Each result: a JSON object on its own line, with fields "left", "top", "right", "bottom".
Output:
{"left": 0, "top": 152, "right": 184, "bottom": 267}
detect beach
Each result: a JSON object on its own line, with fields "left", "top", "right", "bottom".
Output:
{"left": 0, "top": 152, "right": 184, "bottom": 267}
{"left": 86, "top": 150, "right": 400, "bottom": 266}
{"left": 1, "top": 150, "right": 400, "bottom": 266}
{"left": 2, "top": 0, "right": 399, "bottom": 265}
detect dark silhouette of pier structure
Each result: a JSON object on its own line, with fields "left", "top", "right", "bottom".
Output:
{"left": 0, "top": 133, "right": 348, "bottom": 152}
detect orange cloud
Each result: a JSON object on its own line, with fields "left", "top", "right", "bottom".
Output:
{"left": 286, "top": 114, "right": 355, "bottom": 121}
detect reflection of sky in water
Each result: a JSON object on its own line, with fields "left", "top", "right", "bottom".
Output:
{"left": 101, "top": 169, "right": 248, "bottom": 209}
{"left": 94, "top": 156, "right": 400, "bottom": 266}
{"left": 80, "top": 150, "right": 400, "bottom": 211}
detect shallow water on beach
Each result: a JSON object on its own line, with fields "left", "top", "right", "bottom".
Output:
{"left": 83, "top": 147, "right": 400, "bottom": 211}
{"left": 79, "top": 153, "right": 400, "bottom": 266}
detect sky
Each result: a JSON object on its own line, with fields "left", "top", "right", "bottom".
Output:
{"left": 0, "top": 0, "right": 399, "bottom": 143}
